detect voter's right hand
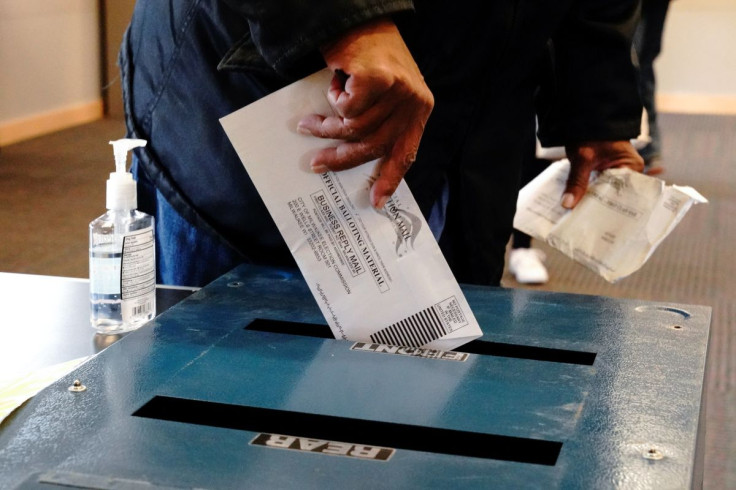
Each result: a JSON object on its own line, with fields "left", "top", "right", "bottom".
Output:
{"left": 297, "top": 18, "right": 434, "bottom": 209}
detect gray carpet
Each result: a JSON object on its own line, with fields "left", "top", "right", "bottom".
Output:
{"left": 1, "top": 113, "right": 734, "bottom": 487}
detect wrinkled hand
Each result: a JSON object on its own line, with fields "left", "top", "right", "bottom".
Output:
{"left": 297, "top": 18, "right": 434, "bottom": 209}
{"left": 562, "top": 140, "right": 645, "bottom": 209}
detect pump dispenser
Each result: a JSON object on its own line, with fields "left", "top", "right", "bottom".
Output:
{"left": 89, "top": 138, "right": 156, "bottom": 334}
{"left": 107, "top": 139, "right": 142, "bottom": 210}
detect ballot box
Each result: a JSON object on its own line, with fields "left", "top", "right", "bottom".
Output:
{"left": 0, "top": 264, "right": 710, "bottom": 489}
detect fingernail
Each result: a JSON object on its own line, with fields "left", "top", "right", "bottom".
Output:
{"left": 311, "top": 163, "right": 328, "bottom": 173}
{"left": 561, "top": 193, "right": 575, "bottom": 209}
{"left": 375, "top": 195, "right": 389, "bottom": 209}
{"left": 296, "top": 123, "right": 311, "bottom": 135}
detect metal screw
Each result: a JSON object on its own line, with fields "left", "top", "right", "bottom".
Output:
{"left": 227, "top": 281, "right": 245, "bottom": 288}
{"left": 68, "top": 379, "right": 87, "bottom": 393}
{"left": 643, "top": 448, "right": 663, "bottom": 460}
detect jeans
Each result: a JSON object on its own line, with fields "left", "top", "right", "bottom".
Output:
{"left": 131, "top": 157, "right": 244, "bottom": 287}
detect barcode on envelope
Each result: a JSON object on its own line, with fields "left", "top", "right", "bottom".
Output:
{"left": 370, "top": 306, "right": 450, "bottom": 348}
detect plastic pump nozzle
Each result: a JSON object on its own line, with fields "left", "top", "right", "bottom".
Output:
{"left": 106, "top": 138, "right": 147, "bottom": 210}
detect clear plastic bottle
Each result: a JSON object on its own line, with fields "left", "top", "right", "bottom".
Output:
{"left": 89, "top": 139, "right": 156, "bottom": 334}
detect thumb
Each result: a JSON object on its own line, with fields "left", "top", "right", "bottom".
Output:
{"left": 562, "top": 160, "right": 592, "bottom": 209}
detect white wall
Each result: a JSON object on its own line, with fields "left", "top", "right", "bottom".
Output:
{"left": 657, "top": 0, "right": 736, "bottom": 113}
{"left": 0, "top": 0, "right": 102, "bottom": 144}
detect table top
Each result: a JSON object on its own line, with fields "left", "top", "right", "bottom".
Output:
{"left": 0, "top": 273, "right": 196, "bottom": 381}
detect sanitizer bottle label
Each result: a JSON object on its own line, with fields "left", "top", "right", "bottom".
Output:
{"left": 120, "top": 228, "right": 156, "bottom": 322}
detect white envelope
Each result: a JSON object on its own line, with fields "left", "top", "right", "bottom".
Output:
{"left": 220, "top": 69, "right": 481, "bottom": 351}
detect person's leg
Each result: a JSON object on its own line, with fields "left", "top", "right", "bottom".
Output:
{"left": 511, "top": 155, "right": 550, "bottom": 250}
{"left": 633, "top": 0, "right": 671, "bottom": 173}
{"left": 435, "top": 82, "right": 535, "bottom": 287}
{"left": 512, "top": 229, "right": 532, "bottom": 250}
{"left": 509, "top": 149, "right": 550, "bottom": 284}
{"left": 132, "top": 158, "right": 243, "bottom": 287}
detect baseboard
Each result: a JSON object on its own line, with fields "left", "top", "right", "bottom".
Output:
{"left": 658, "top": 93, "right": 736, "bottom": 115}
{"left": 0, "top": 100, "right": 104, "bottom": 146}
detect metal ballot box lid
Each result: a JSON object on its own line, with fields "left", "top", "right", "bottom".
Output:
{"left": 0, "top": 264, "right": 710, "bottom": 489}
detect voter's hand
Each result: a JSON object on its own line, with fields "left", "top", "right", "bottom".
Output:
{"left": 562, "top": 140, "right": 645, "bottom": 209}
{"left": 297, "top": 18, "right": 434, "bottom": 209}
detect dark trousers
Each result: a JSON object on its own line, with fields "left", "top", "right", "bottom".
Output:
{"left": 511, "top": 152, "right": 551, "bottom": 250}
{"left": 633, "top": 0, "right": 671, "bottom": 162}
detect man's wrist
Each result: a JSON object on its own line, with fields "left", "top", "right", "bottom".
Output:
{"left": 320, "top": 17, "right": 398, "bottom": 62}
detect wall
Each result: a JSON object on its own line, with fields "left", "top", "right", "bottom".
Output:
{"left": 103, "top": 0, "right": 136, "bottom": 119}
{"left": 0, "top": 0, "right": 102, "bottom": 146}
{"left": 657, "top": 0, "right": 736, "bottom": 114}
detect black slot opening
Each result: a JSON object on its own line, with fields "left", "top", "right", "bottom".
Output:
{"left": 460, "top": 341, "right": 596, "bottom": 365}
{"left": 246, "top": 318, "right": 334, "bottom": 339}
{"left": 245, "top": 319, "right": 596, "bottom": 366}
{"left": 134, "top": 396, "right": 562, "bottom": 466}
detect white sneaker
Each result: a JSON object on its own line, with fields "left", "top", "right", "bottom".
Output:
{"left": 509, "top": 248, "right": 549, "bottom": 284}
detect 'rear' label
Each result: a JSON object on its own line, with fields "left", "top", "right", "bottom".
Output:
{"left": 250, "top": 433, "right": 394, "bottom": 461}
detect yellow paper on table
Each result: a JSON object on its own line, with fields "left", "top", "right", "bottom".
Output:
{"left": 0, "top": 357, "right": 90, "bottom": 424}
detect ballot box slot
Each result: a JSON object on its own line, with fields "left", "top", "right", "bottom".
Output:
{"left": 245, "top": 318, "right": 334, "bottom": 338}
{"left": 460, "top": 340, "right": 596, "bottom": 365}
{"left": 134, "top": 395, "right": 562, "bottom": 466}
{"left": 245, "top": 318, "right": 596, "bottom": 365}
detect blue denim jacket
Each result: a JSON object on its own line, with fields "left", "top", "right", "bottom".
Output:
{"left": 218, "top": 0, "right": 415, "bottom": 77}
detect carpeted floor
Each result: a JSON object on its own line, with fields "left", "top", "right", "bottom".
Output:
{"left": 0, "top": 113, "right": 733, "bottom": 488}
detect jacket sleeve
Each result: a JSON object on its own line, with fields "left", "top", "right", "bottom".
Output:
{"left": 220, "top": 0, "right": 415, "bottom": 76}
{"left": 537, "top": 0, "right": 643, "bottom": 147}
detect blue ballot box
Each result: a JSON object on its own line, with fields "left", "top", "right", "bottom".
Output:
{"left": 0, "top": 264, "right": 710, "bottom": 489}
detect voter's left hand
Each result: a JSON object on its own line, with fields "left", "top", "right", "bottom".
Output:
{"left": 562, "top": 140, "right": 645, "bottom": 209}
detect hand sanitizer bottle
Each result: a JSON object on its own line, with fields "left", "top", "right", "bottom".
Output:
{"left": 89, "top": 139, "right": 156, "bottom": 334}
